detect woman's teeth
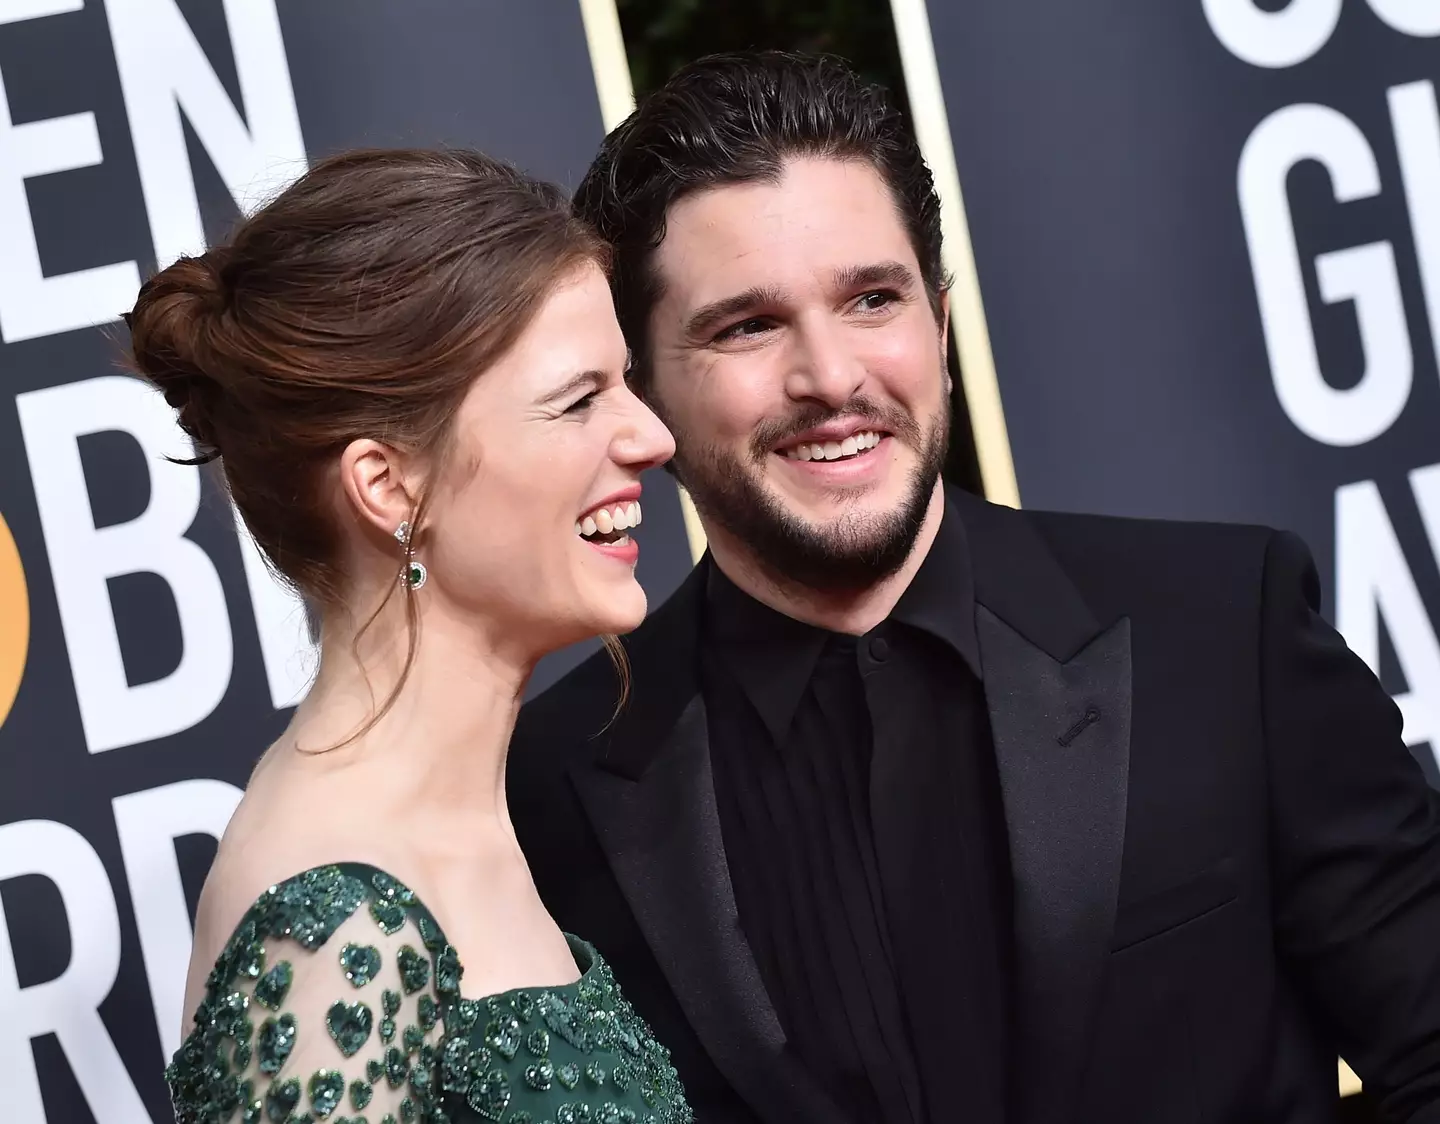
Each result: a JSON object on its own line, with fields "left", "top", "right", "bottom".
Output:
{"left": 780, "top": 430, "right": 883, "bottom": 462}
{"left": 576, "top": 501, "right": 642, "bottom": 540}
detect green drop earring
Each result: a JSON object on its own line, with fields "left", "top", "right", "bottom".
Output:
{"left": 394, "top": 520, "right": 427, "bottom": 591}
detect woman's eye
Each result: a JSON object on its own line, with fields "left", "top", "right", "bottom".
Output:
{"left": 566, "top": 391, "right": 600, "bottom": 414}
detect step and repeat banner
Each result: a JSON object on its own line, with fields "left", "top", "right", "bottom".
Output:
{"left": 0, "top": 3, "right": 694, "bottom": 1122}
{"left": 924, "top": 0, "right": 1440, "bottom": 784}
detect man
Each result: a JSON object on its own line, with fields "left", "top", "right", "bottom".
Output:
{"left": 508, "top": 51, "right": 1440, "bottom": 1123}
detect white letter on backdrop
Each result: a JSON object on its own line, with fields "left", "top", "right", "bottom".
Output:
{"left": 16, "top": 375, "right": 234, "bottom": 752}
{"left": 0, "top": 820, "right": 148, "bottom": 1123}
{"left": 1202, "top": 0, "right": 1342, "bottom": 68}
{"left": 105, "top": 0, "right": 307, "bottom": 266}
{"left": 114, "top": 778, "right": 242, "bottom": 1059}
{"left": 1239, "top": 103, "right": 1412, "bottom": 447}
{"left": 0, "top": 0, "right": 140, "bottom": 343}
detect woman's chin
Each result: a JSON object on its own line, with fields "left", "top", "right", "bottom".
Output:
{"left": 584, "top": 582, "right": 649, "bottom": 637}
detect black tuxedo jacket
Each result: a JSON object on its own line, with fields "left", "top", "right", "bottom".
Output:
{"left": 509, "top": 487, "right": 1440, "bottom": 1124}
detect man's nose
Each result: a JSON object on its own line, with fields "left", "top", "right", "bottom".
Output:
{"left": 784, "top": 318, "right": 866, "bottom": 409}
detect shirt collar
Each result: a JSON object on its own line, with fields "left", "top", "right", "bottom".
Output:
{"left": 703, "top": 489, "right": 980, "bottom": 742}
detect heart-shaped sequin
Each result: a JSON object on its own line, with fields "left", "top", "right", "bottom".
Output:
{"left": 484, "top": 1014, "right": 521, "bottom": 1060}
{"left": 308, "top": 1070, "right": 344, "bottom": 1118}
{"left": 254, "top": 955, "right": 293, "bottom": 1007}
{"left": 325, "top": 1000, "right": 373, "bottom": 1057}
{"left": 524, "top": 1060, "right": 554, "bottom": 1092}
{"left": 257, "top": 1014, "right": 296, "bottom": 1075}
{"left": 397, "top": 944, "right": 430, "bottom": 994}
{"left": 555, "top": 1062, "right": 581, "bottom": 1091}
{"left": 339, "top": 943, "right": 382, "bottom": 988}
{"left": 349, "top": 1078, "right": 373, "bottom": 1112}
{"left": 264, "top": 1077, "right": 300, "bottom": 1120}
{"left": 467, "top": 1068, "right": 512, "bottom": 1122}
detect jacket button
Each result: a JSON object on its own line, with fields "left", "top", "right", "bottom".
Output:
{"left": 868, "top": 636, "right": 890, "bottom": 662}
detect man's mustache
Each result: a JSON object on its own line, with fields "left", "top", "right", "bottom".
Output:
{"left": 748, "top": 396, "right": 922, "bottom": 461}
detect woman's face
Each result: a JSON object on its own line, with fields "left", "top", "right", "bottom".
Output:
{"left": 420, "top": 261, "right": 675, "bottom": 656}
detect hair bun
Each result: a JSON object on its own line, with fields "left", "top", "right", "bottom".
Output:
{"left": 125, "top": 252, "right": 232, "bottom": 463}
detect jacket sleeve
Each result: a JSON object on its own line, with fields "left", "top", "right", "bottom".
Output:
{"left": 1263, "top": 529, "right": 1440, "bottom": 1120}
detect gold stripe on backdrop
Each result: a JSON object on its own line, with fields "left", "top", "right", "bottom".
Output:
{"left": 891, "top": 0, "right": 1362, "bottom": 1102}
{"left": 887, "top": 0, "right": 1020, "bottom": 509}
{"left": 578, "top": 0, "right": 709, "bottom": 565}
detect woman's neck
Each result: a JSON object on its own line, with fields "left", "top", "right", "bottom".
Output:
{"left": 275, "top": 592, "right": 533, "bottom": 832}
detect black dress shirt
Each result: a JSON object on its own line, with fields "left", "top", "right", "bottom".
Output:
{"left": 702, "top": 502, "right": 1013, "bottom": 1124}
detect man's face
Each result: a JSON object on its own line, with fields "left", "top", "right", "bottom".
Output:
{"left": 645, "top": 156, "right": 950, "bottom": 591}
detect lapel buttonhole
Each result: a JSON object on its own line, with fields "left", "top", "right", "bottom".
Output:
{"left": 1057, "top": 706, "right": 1102, "bottom": 747}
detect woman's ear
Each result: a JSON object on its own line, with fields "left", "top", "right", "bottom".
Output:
{"left": 339, "top": 438, "right": 420, "bottom": 539}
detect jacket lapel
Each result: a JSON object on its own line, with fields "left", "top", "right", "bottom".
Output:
{"left": 955, "top": 489, "right": 1133, "bottom": 1124}
{"left": 569, "top": 562, "right": 841, "bottom": 1124}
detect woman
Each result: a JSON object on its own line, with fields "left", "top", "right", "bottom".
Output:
{"left": 130, "top": 148, "right": 688, "bottom": 1124}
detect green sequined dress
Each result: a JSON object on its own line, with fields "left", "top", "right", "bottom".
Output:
{"left": 166, "top": 863, "right": 692, "bottom": 1124}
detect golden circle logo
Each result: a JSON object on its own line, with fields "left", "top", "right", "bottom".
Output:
{"left": 0, "top": 511, "right": 28, "bottom": 728}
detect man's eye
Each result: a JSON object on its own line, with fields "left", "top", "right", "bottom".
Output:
{"left": 856, "top": 291, "right": 895, "bottom": 312}
{"left": 566, "top": 391, "right": 600, "bottom": 413}
{"left": 715, "top": 317, "right": 772, "bottom": 342}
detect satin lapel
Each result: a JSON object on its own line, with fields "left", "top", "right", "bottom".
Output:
{"left": 978, "top": 608, "right": 1132, "bottom": 1124}
{"left": 949, "top": 486, "right": 1132, "bottom": 1124}
{"left": 571, "top": 565, "right": 841, "bottom": 1123}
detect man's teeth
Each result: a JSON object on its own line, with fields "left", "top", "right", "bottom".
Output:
{"left": 781, "top": 430, "right": 883, "bottom": 462}
{"left": 575, "top": 501, "right": 642, "bottom": 539}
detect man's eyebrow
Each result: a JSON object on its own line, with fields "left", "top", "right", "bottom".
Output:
{"left": 538, "top": 370, "right": 604, "bottom": 405}
{"left": 684, "top": 285, "right": 786, "bottom": 341}
{"left": 831, "top": 260, "right": 918, "bottom": 293}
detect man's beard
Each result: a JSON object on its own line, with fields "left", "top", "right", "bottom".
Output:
{"left": 661, "top": 393, "right": 949, "bottom": 594}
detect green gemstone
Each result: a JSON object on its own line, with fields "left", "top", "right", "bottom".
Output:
{"left": 399, "top": 1097, "right": 416, "bottom": 1124}
{"left": 416, "top": 995, "right": 438, "bottom": 1030}
{"left": 258, "top": 1015, "right": 297, "bottom": 1075}
{"left": 484, "top": 1014, "right": 520, "bottom": 1060}
{"left": 611, "top": 1061, "right": 633, "bottom": 1093}
{"left": 265, "top": 1077, "right": 301, "bottom": 1122}
{"left": 555, "top": 1062, "right": 581, "bottom": 1091}
{"left": 308, "top": 1070, "right": 344, "bottom": 1118}
{"left": 382, "top": 990, "right": 401, "bottom": 1018}
{"left": 339, "top": 944, "right": 382, "bottom": 988}
{"left": 396, "top": 945, "right": 429, "bottom": 994}
{"left": 385, "top": 1046, "right": 409, "bottom": 1088}
{"left": 511, "top": 990, "right": 534, "bottom": 1023}
{"left": 525, "top": 1028, "right": 550, "bottom": 1057}
{"left": 379, "top": 1018, "right": 395, "bottom": 1044}
{"left": 585, "top": 1062, "right": 607, "bottom": 1087}
{"left": 325, "top": 1001, "right": 373, "bottom": 1057}
{"left": 466, "top": 1068, "right": 511, "bottom": 1122}
{"left": 243, "top": 1098, "right": 264, "bottom": 1124}
{"left": 595, "top": 1106, "right": 624, "bottom": 1124}
{"left": 369, "top": 898, "right": 407, "bottom": 936}
{"left": 255, "top": 962, "right": 295, "bottom": 1011}
{"left": 524, "top": 1061, "right": 554, "bottom": 1091}
{"left": 365, "top": 1059, "right": 384, "bottom": 1085}
{"left": 345, "top": 1078, "right": 371, "bottom": 1111}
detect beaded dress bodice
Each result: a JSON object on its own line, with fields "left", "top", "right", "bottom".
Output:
{"left": 166, "top": 863, "right": 692, "bottom": 1124}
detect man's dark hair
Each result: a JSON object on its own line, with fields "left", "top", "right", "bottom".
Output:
{"left": 574, "top": 50, "right": 948, "bottom": 389}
